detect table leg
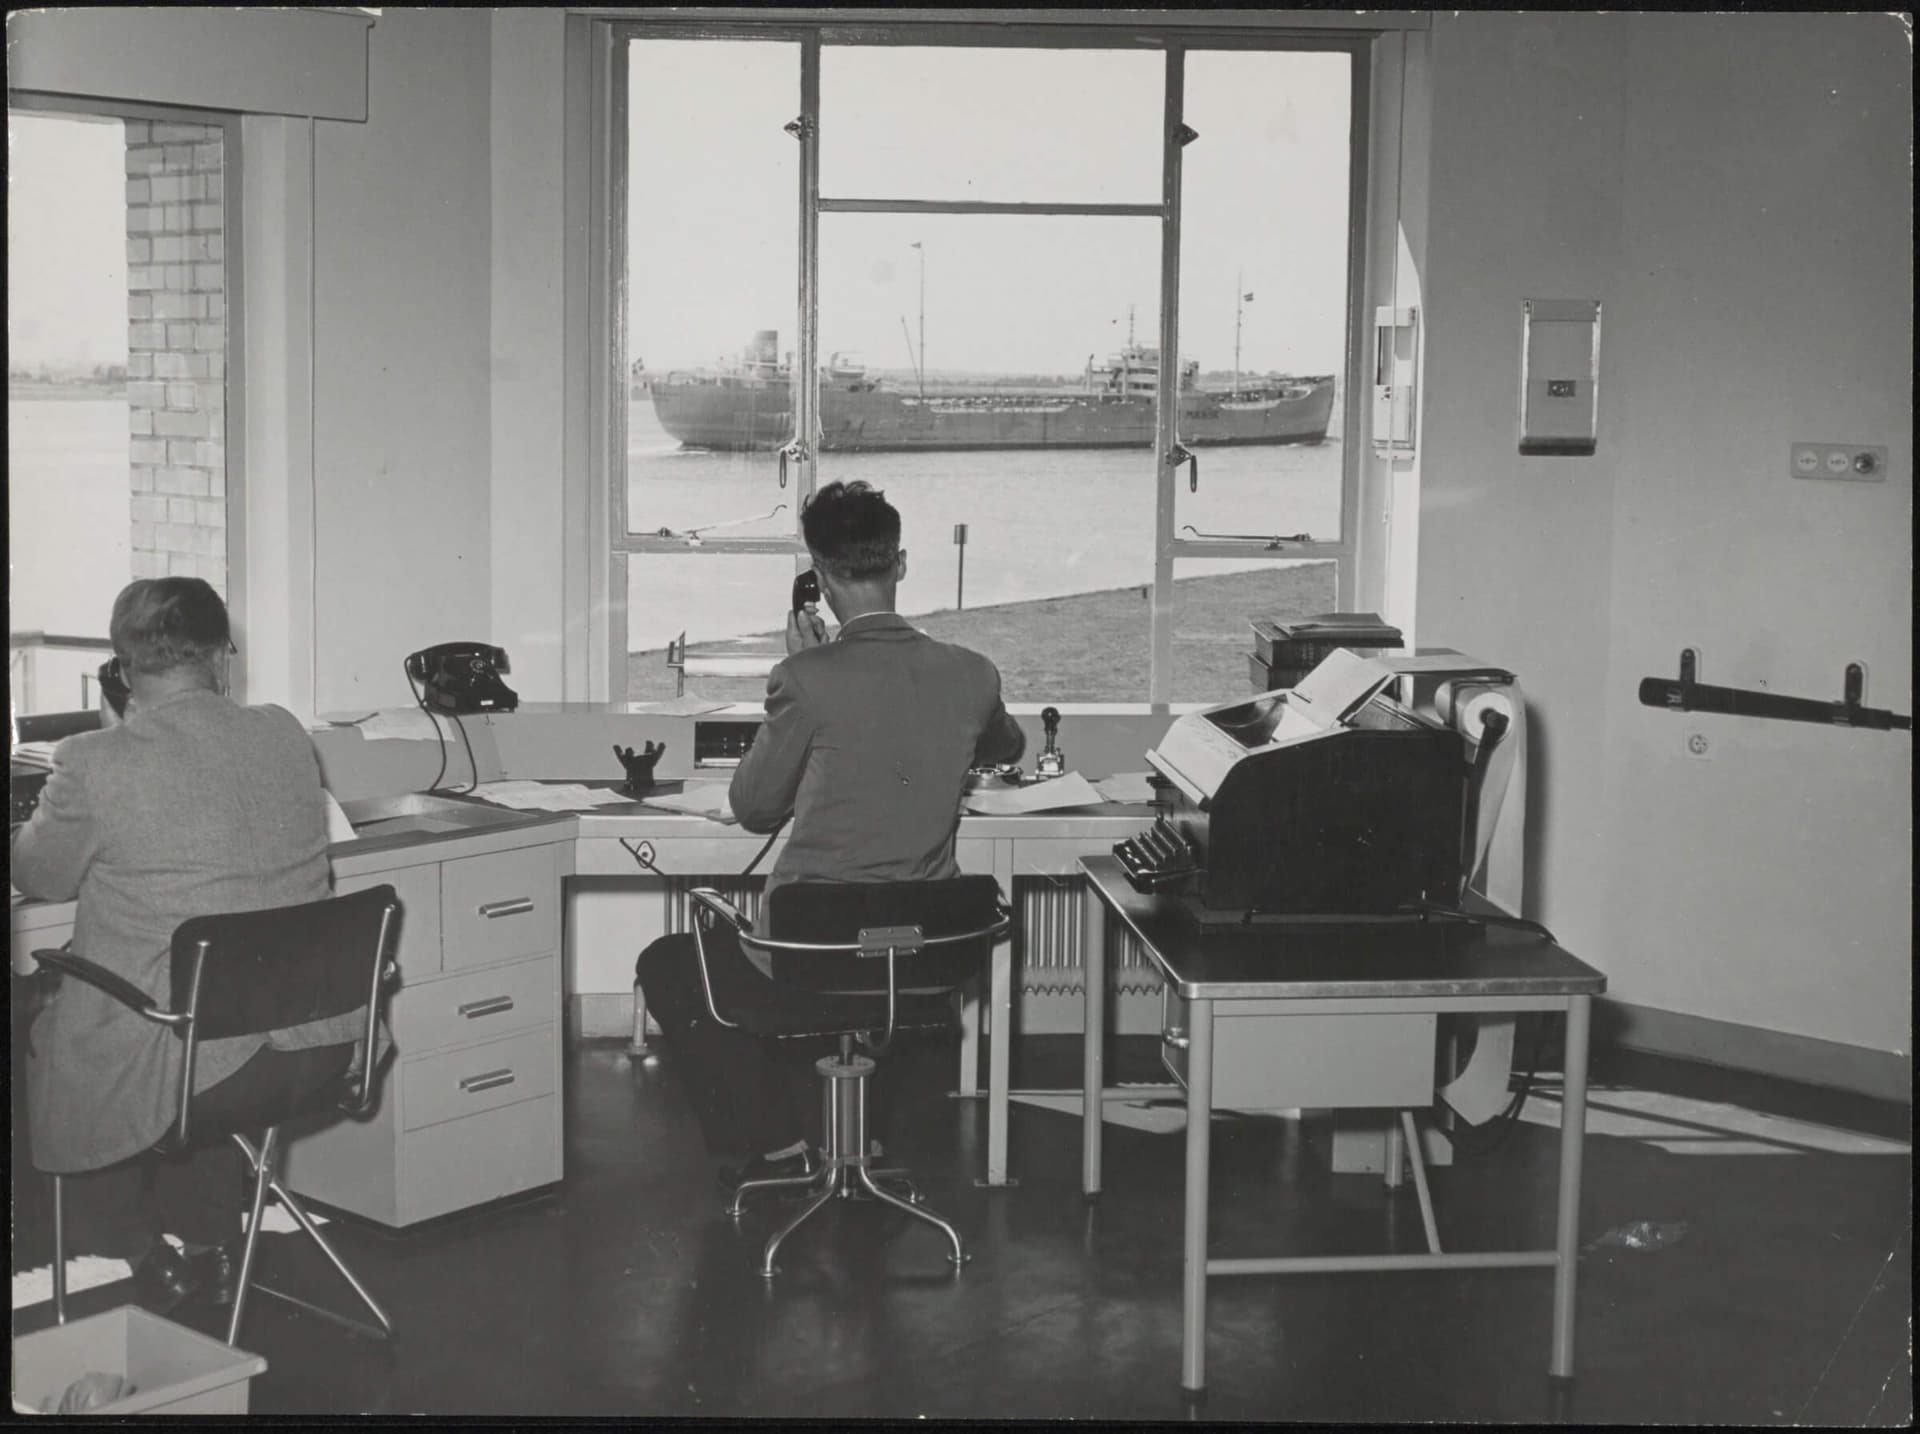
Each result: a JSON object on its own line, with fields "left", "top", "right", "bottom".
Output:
{"left": 985, "top": 926, "right": 1014, "bottom": 1187}
{"left": 957, "top": 987, "right": 981, "bottom": 1098}
{"left": 1181, "top": 996, "right": 1215, "bottom": 1394}
{"left": 1081, "top": 882, "right": 1108, "bottom": 1197}
{"left": 1550, "top": 994, "right": 1592, "bottom": 1379}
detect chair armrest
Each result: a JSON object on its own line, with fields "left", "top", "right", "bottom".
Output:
{"left": 684, "top": 890, "right": 747, "bottom": 1030}
{"left": 32, "top": 950, "right": 190, "bottom": 1028}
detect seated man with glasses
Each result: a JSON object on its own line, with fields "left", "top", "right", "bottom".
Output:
{"left": 12, "top": 577, "right": 368, "bottom": 1313}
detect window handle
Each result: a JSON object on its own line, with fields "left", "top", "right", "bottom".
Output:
{"left": 778, "top": 440, "right": 809, "bottom": 490}
{"left": 1168, "top": 442, "right": 1198, "bottom": 493}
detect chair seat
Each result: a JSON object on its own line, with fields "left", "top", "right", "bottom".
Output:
{"left": 732, "top": 988, "right": 957, "bottom": 1041}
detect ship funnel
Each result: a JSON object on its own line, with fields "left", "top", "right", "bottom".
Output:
{"left": 748, "top": 330, "right": 779, "bottom": 364}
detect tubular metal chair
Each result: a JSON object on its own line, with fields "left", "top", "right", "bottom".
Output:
{"left": 34, "top": 884, "right": 401, "bottom": 1345}
{"left": 688, "top": 876, "right": 1011, "bottom": 1278}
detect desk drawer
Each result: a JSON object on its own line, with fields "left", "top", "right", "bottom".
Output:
{"left": 402, "top": 1027, "right": 557, "bottom": 1132}
{"left": 1162, "top": 990, "right": 1436, "bottom": 1110}
{"left": 397, "top": 1093, "right": 560, "bottom": 1225}
{"left": 389, "top": 957, "right": 558, "bottom": 1056}
{"left": 441, "top": 846, "right": 558, "bottom": 970}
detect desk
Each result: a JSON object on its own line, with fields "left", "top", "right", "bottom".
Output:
{"left": 1075, "top": 855, "right": 1606, "bottom": 1395}
{"left": 14, "top": 793, "right": 1152, "bottom": 1195}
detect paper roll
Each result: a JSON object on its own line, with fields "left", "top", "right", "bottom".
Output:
{"left": 1446, "top": 683, "right": 1516, "bottom": 740}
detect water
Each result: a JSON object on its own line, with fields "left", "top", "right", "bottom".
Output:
{"left": 624, "top": 396, "right": 1343, "bottom": 652}
{"left": 6, "top": 395, "right": 1346, "bottom": 693}
{"left": 8, "top": 397, "right": 131, "bottom": 711}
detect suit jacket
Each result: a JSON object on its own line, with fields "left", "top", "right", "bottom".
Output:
{"left": 729, "top": 612, "right": 1025, "bottom": 917}
{"left": 11, "top": 687, "right": 362, "bottom": 1172}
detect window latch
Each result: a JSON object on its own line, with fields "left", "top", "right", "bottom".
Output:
{"left": 1167, "top": 441, "right": 1198, "bottom": 493}
{"left": 778, "top": 439, "right": 810, "bottom": 489}
{"left": 783, "top": 115, "right": 814, "bottom": 141}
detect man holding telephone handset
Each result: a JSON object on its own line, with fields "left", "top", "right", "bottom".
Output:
{"left": 639, "top": 480, "right": 1025, "bottom": 1187}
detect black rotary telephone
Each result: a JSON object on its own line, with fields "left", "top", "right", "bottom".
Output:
{"left": 405, "top": 643, "right": 519, "bottom": 715}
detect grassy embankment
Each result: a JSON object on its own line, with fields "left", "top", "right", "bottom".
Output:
{"left": 626, "top": 564, "right": 1335, "bottom": 704}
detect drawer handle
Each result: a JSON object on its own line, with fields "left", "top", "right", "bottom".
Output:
{"left": 1162, "top": 1028, "right": 1190, "bottom": 1051}
{"left": 478, "top": 898, "right": 535, "bottom": 919}
{"left": 459, "top": 1068, "right": 517, "bottom": 1095}
{"left": 458, "top": 996, "right": 515, "bottom": 1020}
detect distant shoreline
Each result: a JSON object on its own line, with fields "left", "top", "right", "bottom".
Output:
{"left": 9, "top": 382, "right": 127, "bottom": 401}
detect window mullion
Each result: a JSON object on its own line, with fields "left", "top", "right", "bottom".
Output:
{"left": 794, "top": 39, "right": 821, "bottom": 531}
{"left": 1150, "top": 46, "right": 1187, "bottom": 707}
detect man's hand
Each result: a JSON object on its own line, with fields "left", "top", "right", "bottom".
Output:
{"left": 786, "top": 606, "right": 828, "bottom": 655}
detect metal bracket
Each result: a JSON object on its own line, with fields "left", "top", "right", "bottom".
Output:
{"left": 858, "top": 924, "right": 923, "bottom": 958}
{"left": 783, "top": 115, "right": 814, "bottom": 141}
{"left": 1677, "top": 648, "right": 1697, "bottom": 685}
{"left": 1174, "top": 122, "right": 1199, "bottom": 147}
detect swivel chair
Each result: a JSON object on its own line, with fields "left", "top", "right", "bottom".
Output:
{"left": 34, "top": 884, "right": 401, "bottom": 1346}
{"left": 687, "top": 876, "right": 1011, "bottom": 1277}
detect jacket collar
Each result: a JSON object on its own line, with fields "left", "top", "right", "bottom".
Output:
{"left": 834, "top": 611, "right": 917, "bottom": 641}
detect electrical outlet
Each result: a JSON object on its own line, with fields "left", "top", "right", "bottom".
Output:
{"left": 1791, "top": 442, "right": 1888, "bottom": 482}
{"left": 1683, "top": 731, "right": 1712, "bottom": 760}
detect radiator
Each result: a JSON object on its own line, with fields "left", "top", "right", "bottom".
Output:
{"left": 663, "top": 875, "right": 1161, "bottom": 997}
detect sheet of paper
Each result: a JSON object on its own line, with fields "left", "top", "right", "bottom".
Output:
{"left": 624, "top": 695, "right": 733, "bottom": 716}
{"left": 1090, "top": 771, "right": 1158, "bottom": 804}
{"left": 469, "top": 781, "right": 635, "bottom": 812}
{"left": 635, "top": 783, "right": 737, "bottom": 822}
{"left": 960, "top": 771, "right": 1104, "bottom": 816}
{"left": 351, "top": 708, "right": 456, "bottom": 743}
{"left": 1289, "top": 648, "right": 1399, "bottom": 727}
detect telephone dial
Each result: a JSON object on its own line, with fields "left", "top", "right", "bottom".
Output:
{"left": 405, "top": 642, "right": 519, "bottom": 715}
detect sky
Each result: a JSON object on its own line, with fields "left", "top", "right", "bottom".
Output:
{"left": 7, "top": 110, "right": 129, "bottom": 370}
{"left": 6, "top": 44, "right": 1353, "bottom": 378}
{"left": 629, "top": 43, "right": 1353, "bottom": 378}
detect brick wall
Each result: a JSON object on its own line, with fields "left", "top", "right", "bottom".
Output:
{"left": 124, "top": 120, "right": 227, "bottom": 594}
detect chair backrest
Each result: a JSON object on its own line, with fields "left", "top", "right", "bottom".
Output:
{"left": 171, "top": 884, "right": 398, "bottom": 1041}
{"left": 759, "top": 877, "right": 1006, "bottom": 996}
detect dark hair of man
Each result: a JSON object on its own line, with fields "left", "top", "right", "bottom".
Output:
{"left": 800, "top": 480, "right": 901, "bottom": 582}
{"left": 109, "top": 577, "right": 231, "bottom": 679}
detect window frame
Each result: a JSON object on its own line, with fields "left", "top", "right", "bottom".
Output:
{"left": 601, "top": 19, "right": 1372, "bottom": 705}
{"left": 7, "top": 90, "right": 248, "bottom": 702}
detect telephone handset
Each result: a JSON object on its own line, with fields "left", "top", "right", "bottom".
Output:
{"left": 405, "top": 642, "right": 519, "bottom": 715}
{"left": 791, "top": 568, "right": 820, "bottom": 612}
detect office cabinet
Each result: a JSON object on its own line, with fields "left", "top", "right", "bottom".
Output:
{"left": 281, "top": 832, "right": 569, "bottom": 1228}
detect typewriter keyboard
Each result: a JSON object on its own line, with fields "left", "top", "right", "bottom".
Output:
{"left": 1113, "top": 816, "right": 1199, "bottom": 893}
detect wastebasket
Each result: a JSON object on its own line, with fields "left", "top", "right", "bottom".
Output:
{"left": 11, "top": 1305, "right": 268, "bottom": 1415}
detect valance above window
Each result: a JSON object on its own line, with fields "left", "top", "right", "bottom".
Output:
{"left": 7, "top": 7, "right": 373, "bottom": 121}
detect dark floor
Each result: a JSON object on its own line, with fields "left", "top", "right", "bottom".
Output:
{"left": 12, "top": 1034, "right": 1912, "bottom": 1422}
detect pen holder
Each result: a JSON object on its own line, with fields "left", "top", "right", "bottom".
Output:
{"left": 613, "top": 741, "right": 666, "bottom": 795}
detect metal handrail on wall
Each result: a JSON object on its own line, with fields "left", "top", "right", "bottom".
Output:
{"left": 8, "top": 632, "right": 115, "bottom": 716}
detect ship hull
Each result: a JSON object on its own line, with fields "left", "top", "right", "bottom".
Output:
{"left": 649, "top": 379, "right": 1334, "bottom": 453}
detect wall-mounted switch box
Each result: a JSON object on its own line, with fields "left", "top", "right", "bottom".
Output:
{"left": 1519, "top": 299, "right": 1600, "bottom": 456}
{"left": 1790, "top": 443, "right": 1887, "bottom": 482}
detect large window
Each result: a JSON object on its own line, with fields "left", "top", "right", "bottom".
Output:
{"left": 8, "top": 102, "right": 238, "bottom": 717}
{"left": 610, "top": 27, "right": 1362, "bottom": 704}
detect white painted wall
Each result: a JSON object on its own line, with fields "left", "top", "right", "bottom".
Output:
{"left": 310, "top": 9, "right": 496, "bottom": 714}
{"left": 1418, "top": 13, "right": 1911, "bottom": 1061}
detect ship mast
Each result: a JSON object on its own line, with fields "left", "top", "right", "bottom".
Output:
{"left": 911, "top": 240, "right": 926, "bottom": 399}
{"left": 1233, "top": 272, "right": 1243, "bottom": 399}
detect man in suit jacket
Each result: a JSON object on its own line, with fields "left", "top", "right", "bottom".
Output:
{"left": 12, "top": 577, "right": 365, "bottom": 1311}
{"left": 639, "top": 481, "right": 1024, "bottom": 1183}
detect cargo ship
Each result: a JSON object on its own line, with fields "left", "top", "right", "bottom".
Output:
{"left": 648, "top": 330, "right": 1335, "bottom": 453}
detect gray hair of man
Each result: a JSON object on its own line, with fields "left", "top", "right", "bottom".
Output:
{"left": 109, "top": 577, "right": 233, "bottom": 688}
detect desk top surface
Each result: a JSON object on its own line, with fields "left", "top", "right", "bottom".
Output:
{"left": 1080, "top": 855, "right": 1605, "bottom": 1001}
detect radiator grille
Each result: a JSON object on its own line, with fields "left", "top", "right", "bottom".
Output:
{"left": 664, "top": 875, "right": 1157, "bottom": 996}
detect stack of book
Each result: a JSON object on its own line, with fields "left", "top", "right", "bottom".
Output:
{"left": 1248, "top": 612, "right": 1404, "bottom": 692}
